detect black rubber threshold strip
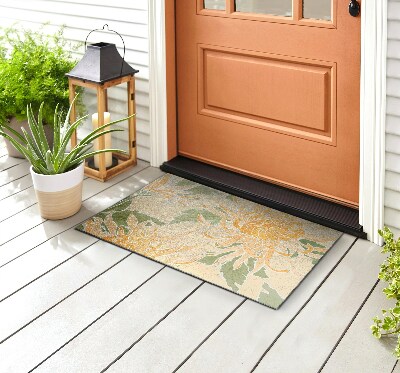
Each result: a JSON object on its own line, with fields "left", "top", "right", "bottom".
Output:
{"left": 160, "top": 156, "right": 366, "bottom": 239}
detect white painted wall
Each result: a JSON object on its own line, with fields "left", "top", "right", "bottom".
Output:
{"left": 0, "top": 0, "right": 150, "bottom": 161}
{"left": 385, "top": 0, "right": 400, "bottom": 236}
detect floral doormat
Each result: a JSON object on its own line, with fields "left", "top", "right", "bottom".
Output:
{"left": 76, "top": 174, "right": 342, "bottom": 309}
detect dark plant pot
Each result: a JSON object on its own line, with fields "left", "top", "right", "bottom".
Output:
{"left": 3, "top": 117, "right": 54, "bottom": 158}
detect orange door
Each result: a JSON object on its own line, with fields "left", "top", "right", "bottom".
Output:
{"left": 176, "top": 0, "right": 361, "bottom": 207}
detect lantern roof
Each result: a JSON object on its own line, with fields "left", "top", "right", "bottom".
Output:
{"left": 66, "top": 42, "right": 139, "bottom": 84}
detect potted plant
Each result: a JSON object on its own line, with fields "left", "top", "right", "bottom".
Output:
{"left": 0, "top": 24, "right": 82, "bottom": 157}
{"left": 371, "top": 227, "right": 400, "bottom": 357}
{"left": 0, "top": 98, "right": 129, "bottom": 220}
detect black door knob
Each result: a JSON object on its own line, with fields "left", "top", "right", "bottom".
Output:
{"left": 349, "top": 0, "right": 360, "bottom": 17}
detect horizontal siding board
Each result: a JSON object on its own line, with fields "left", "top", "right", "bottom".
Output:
{"left": 388, "top": 40, "right": 400, "bottom": 59}
{"left": 387, "top": 59, "right": 400, "bottom": 79}
{"left": 387, "top": 97, "right": 400, "bottom": 116}
{"left": 0, "top": 0, "right": 151, "bottom": 161}
{"left": 388, "top": 2, "right": 400, "bottom": 21}
{"left": 43, "top": 0, "right": 148, "bottom": 10}
{"left": 385, "top": 1, "right": 400, "bottom": 231}
{"left": 0, "top": 19, "right": 149, "bottom": 52}
{"left": 385, "top": 207, "right": 400, "bottom": 230}
{"left": 386, "top": 115, "right": 400, "bottom": 135}
{"left": 385, "top": 189, "right": 400, "bottom": 211}
{"left": 386, "top": 171, "right": 400, "bottom": 192}
{"left": 386, "top": 133, "right": 400, "bottom": 154}
{"left": 387, "top": 77, "right": 400, "bottom": 98}
{"left": 386, "top": 152, "right": 400, "bottom": 173}
{"left": 0, "top": 8, "right": 148, "bottom": 38}
{"left": 388, "top": 20, "right": 400, "bottom": 41}
{"left": 0, "top": 1, "right": 148, "bottom": 25}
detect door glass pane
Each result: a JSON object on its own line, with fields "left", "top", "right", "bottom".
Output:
{"left": 235, "top": 0, "right": 292, "bottom": 17}
{"left": 303, "top": 0, "right": 331, "bottom": 21}
{"left": 204, "top": 0, "right": 226, "bottom": 11}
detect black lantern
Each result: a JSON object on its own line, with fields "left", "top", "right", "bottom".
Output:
{"left": 66, "top": 24, "right": 139, "bottom": 181}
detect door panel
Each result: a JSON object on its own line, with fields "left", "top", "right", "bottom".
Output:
{"left": 177, "top": 0, "right": 361, "bottom": 206}
{"left": 199, "top": 45, "right": 335, "bottom": 144}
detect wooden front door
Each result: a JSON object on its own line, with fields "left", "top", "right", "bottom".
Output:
{"left": 176, "top": 0, "right": 361, "bottom": 207}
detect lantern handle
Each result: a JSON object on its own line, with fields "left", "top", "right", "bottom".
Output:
{"left": 84, "top": 24, "right": 126, "bottom": 77}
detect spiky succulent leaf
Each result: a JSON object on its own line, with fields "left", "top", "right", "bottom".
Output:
{"left": 0, "top": 95, "right": 132, "bottom": 175}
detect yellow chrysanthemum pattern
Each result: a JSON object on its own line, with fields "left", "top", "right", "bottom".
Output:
{"left": 77, "top": 174, "right": 341, "bottom": 309}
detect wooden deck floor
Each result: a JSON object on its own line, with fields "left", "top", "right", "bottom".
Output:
{"left": 0, "top": 143, "right": 397, "bottom": 372}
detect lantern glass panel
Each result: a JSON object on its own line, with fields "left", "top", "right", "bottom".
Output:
{"left": 73, "top": 89, "right": 92, "bottom": 151}
{"left": 72, "top": 84, "right": 130, "bottom": 170}
{"left": 105, "top": 84, "right": 130, "bottom": 157}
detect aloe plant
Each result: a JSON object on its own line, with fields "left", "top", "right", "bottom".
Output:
{"left": 0, "top": 99, "right": 129, "bottom": 175}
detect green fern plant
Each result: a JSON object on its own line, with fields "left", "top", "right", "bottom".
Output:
{"left": 0, "top": 98, "right": 129, "bottom": 175}
{"left": 0, "top": 24, "right": 83, "bottom": 126}
{"left": 371, "top": 227, "right": 400, "bottom": 358}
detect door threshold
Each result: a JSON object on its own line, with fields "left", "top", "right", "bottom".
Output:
{"left": 161, "top": 156, "right": 366, "bottom": 239}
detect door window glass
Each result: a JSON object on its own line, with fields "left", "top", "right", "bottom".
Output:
{"left": 204, "top": 0, "right": 226, "bottom": 10}
{"left": 235, "top": 0, "right": 292, "bottom": 17}
{"left": 303, "top": 0, "right": 331, "bottom": 20}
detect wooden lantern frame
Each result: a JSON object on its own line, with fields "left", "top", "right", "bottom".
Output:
{"left": 68, "top": 74, "right": 137, "bottom": 182}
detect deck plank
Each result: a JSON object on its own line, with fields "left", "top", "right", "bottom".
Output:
{"left": 0, "top": 156, "right": 25, "bottom": 171}
{"left": 322, "top": 281, "right": 398, "bottom": 373}
{"left": 0, "top": 240, "right": 130, "bottom": 342}
{"left": 178, "top": 234, "right": 356, "bottom": 373}
{"left": 0, "top": 230, "right": 96, "bottom": 301}
{"left": 0, "top": 203, "right": 44, "bottom": 242}
{"left": 0, "top": 254, "right": 164, "bottom": 372}
{"left": 0, "top": 176, "right": 87, "bottom": 222}
{"left": 0, "top": 147, "right": 8, "bottom": 157}
{"left": 36, "top": 268, "right": 203, "bottom": 373}
{"left": 0, "top": 162, "right": 149, "bottom": 246}
{"left": 253, "top": 239, "right": 382, "bottom": 373}
{"left": 0, "top": 167, "right": 161, "bottom": 299}
{"left": 0, "top": 163, "right": 155, "bottom": 266}
{"left": 0, "top": 161, "right": 383, "bottom": 371}
{"left": 0, "top": 162, "right": 30, "bottom": 188}
{"left": 0, "top": 174, "right": 32, "bottom": 200}
{"left": 107, "top": 284, "right": 244, "bottom": 373}
{"left": 0, "top": 184, "right": 37, "bottom": 221}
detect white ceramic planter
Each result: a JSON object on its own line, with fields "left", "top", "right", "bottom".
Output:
{"left": 30, "top": 162, "right": 84, "bottom": 220}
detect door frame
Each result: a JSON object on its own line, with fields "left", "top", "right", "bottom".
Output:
{"left": 148, "top": 0, "right": 387, "bottom": 244}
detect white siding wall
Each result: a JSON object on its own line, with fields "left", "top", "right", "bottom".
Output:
{"left": 0, "top": 0, "right": 150, "bottom": 161}
{"left": 385, "top": 0, "right": 400, "bottom": 236}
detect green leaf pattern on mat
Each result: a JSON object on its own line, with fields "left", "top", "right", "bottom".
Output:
{"left": 258, "top": 283, "right": 284, "bottom": 309}
{"left": 220, "top": 256, "right": 250, "bottom": 292}
{"left": 77, "top": 174, "right": 341, "bottom": 309}
{"left": 199, "top": 251, "right": 234, "bottom": 265}
{"left": 254, "top": 267, "right": 268, "bottom": 279}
